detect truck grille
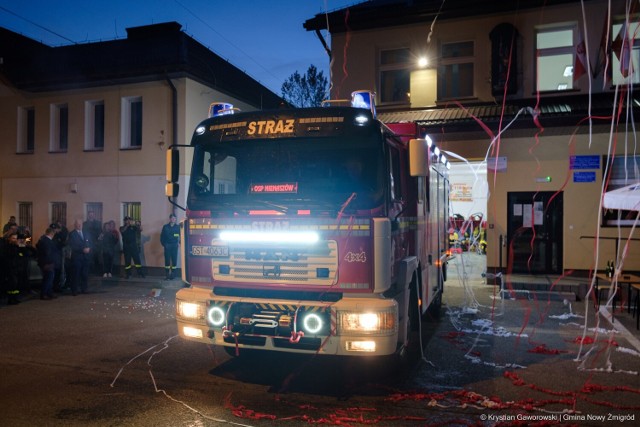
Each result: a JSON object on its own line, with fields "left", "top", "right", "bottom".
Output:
{"left": 212, "top": 240, "right": 338, "bottom": 286}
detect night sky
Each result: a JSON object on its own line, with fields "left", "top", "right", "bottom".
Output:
{"left": 0, "top": 0, "right": 360, "bottom": 94}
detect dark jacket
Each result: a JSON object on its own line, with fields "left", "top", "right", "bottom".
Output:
{"left": 68, "top": 230, "right": 90, "bottom": 258}
{"left": 160, "top": 223, "right": 180, "bottom": 246}
{"left": 36, "top": 235, "right": 56, "bottom": 270}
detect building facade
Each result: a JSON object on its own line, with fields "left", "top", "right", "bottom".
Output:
{"left": 305, "top": 0, "right": 640, "bottom": 274}
{"left": 0, "top": 22, "right": 283, "bottom": 272}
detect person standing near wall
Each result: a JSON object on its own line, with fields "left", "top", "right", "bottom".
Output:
{"left": 160, "top": 214, "right": 180, "bottom": 280}
{"left": 68, "top": 219, "right": 91, "bottom": 295}
{"left": 36, "top": 227, "right": 57, "bottom": 300}
{"left": 120, "top": 217, "right": 144, "bottom": 279}
{"left": 83, "top": 211, "right": 102, "bottom": 275}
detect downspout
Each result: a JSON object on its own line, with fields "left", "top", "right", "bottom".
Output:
{"left": 166, "top": 77, "right": 178, "bottom": 216}
{"left": 314, "top": 29, "right": 332, "bottom": 59}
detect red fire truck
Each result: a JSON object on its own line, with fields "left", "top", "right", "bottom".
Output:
{"left": 166, "top": 95, "right": 450, "bottom": 358}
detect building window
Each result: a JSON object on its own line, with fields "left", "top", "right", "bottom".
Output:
{"left": 18, "top": 202, "right": 33, "bottom": 233}
{"left": 602, "top": 155, "right": 640, "bottom": 227}
{"left": 86, "top": 202, "right": 103, "bottom": 222}
{"left": 379, "top": 48, "right": 411, "bottom": 104}
{"left": 438, "top": 41, "right": 474, "bottom": 100}
{"left": 536, "top": 25, "right": 575, "bottom": 91}
{"left": 50, "top": 103, "right": 69, "bottom": 152}
{"left": 122, "top": 202, "right": 142, "bottom": 222}
{"left": 17, "top": 106, "right": 35, "bottom": 154}
{"left": 50, "top": 202, "right": 67, "bottom": 226}
{"left": 611, "top": 19, "right": 640, "bottom": 85}
{"left": 85, "top": 100, "right": 105, "bottom": 150}
{"left": 121, "top": 96, "right": 142, "bottom": 149}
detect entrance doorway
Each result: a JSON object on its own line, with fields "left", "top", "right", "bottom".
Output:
{"left": 507, "top": 191, "right": 563, "bottom": 274}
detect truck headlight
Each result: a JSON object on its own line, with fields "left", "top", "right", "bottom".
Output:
{"left": 338, "top": 309, "right": 396, "bottom": 335}
{"left": 176, "top": 301, "right": 205, "bottom": 320}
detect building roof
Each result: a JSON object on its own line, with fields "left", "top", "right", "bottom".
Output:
{"left": 0, "top": 22, "right": 283, "bottom": 109}
{"left": 377, "top": 93, "right": 640, "bottom": 134}
{"left": 304, "top": 0, "right": 599, "bottom": 33}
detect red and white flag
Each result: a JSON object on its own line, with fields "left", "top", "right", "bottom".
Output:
{"left": 612, "top": 21, "right": 633, "bottom": 78}
{"left": 574, "top": 36, "right": 588, "bottom": 81}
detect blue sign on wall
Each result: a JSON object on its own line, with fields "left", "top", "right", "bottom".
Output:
{"left": 573, "top": 171, "right": 596, "bottom": 183}
{"left": 570, "top": 155, "right": 600, "bottom": 170}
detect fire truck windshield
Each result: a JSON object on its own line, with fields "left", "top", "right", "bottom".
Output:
{"left": 187, "top": 136, "right": 385, "bottom": 212}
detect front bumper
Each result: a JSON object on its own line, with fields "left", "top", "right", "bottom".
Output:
{"left": 175, "top": 286, "right": 399, "bottom": 356}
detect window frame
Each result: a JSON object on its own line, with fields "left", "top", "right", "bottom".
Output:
{"left": 85, "top": 202, "right": 103, "bottom": 223}
{"left": 17, "top": 106, "right": 35, "bottom": 154}
{"left": 84, "top": 100, "right": 105, "bottom": 151}
{"left": 122, "top": 202, "right": 142, "bottom": 222}
{"left": 50, "top": 202, "right": 67, "bottom": 226}
{"left": 535, "top": 24, "right": 577, "bottom": 92}
{"left": 611, "top": 18, "right": 640, "bottom": 86}
{"left": 378, "top": 47, "right": 412, "bottom": 106}
{"left": 601, "top": 155, "right": 640, "bottom": 227}
{"left": 17, "top": 201, "right": 33, "bottom": 233}
{"left": 437, "top": 40, "right": 476, "bottom": 101}
{"left": 120, "top": 96, "right": 143, "bottom": 149}
{"left": 49, "top": 103, "right": 69, "bottom": 153}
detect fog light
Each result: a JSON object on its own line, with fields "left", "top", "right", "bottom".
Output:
{"left": 207, "top": 306, "right": 226, "bottom": 326}
{"left": 302, "top": 313, "right": 323, "bottom": 334}
{"left": 346, "top": 341, "right": 376, "bottom": 352}
{"left": 183, "top": 326, "right": 203, "bottom": 339}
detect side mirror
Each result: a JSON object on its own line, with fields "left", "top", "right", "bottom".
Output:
{"left": 166, "top": 149, "right": 179, "bottom": 183}
{"left": 409, "top": 138, "right": 430, "bottom": 177}
{"left": 165, "top": 183, "right": 179, "bottom": 198}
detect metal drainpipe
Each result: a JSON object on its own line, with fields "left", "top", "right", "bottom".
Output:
{"left": 166, "top": 77, "right": 178, "bottom": 217}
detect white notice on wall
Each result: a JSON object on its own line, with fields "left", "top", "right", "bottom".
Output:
{"left": 514, "top": 204, "right": 522, "bottom": 216}
{"left": 523, "top": 204, "right": 532, "bottom": 227}
{"left": 534, "top": 201, "right": 544, "bottom": 225}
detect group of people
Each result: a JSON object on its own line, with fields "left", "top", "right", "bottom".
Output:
{"left": 0, "top": 212, "right": 177, "bottom": 305}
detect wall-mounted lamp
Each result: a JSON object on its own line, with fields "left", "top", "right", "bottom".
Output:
{"left": 417, "top": 57, "right": 428, "bottom": 68}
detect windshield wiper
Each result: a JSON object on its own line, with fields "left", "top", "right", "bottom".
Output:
{"left": 251, "top": 200, "right": 289, "bottom": 214}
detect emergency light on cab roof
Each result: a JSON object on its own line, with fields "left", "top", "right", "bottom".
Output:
{"left": 208, "top": 102, "right": 237, "bottom": 118}
{"left": 320, "top": 90, "right": 377, "bottom": 120}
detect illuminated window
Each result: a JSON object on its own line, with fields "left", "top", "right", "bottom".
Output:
{"left": 85, "top": 100, "right": 105, "bottom": 151}
{"left": 438, "top": 41, "right": 474, "bottom": 99}
{"left": 17, "top": 106, "right": 35, "bottom": 153}
{"left": 121, "top": 96, "right": 142, "bottom": 149}
{"left": 611, "top": 19, "right": 640, "bottom": 85}
{"left": 50, "top": 103, "right": 68, "bottom": 152}
{"left": 536, "top": 25, "right": 575, "bottom": 91}
{"left": 379, "top": 48, "right": 411, "bottom": 104}
{"left": 122, "top": 202, "right": 141, "bottom": 222}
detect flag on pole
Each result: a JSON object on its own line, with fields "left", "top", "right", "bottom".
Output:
{"left": 574, "top": 35, "right": 588, "bottom": 81}
{"left": 612, "top": 21, "right": 633, "bottom": 78}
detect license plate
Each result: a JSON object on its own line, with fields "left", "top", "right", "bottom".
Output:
{"left": 191, "top": 245, "right": 229, "bottom": 257}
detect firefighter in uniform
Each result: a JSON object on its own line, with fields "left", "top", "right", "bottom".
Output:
{"left": 120, "top": 217, "right": 144, "bottom": 279}
{"left": 160, "top": 214, "right": 180, "bottom": 280}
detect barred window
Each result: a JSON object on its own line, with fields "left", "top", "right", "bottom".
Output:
{"left": 122, "top": 202, "right": 142, "bottom": 222}
{"left": 18, "top": 202, "right": 33, "bottom": 232}
{"left": 86, "top": 202, "right": 103, "bottom": 222}
{"left": 51, "top": 202, "right": 67, "bottom": 226}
